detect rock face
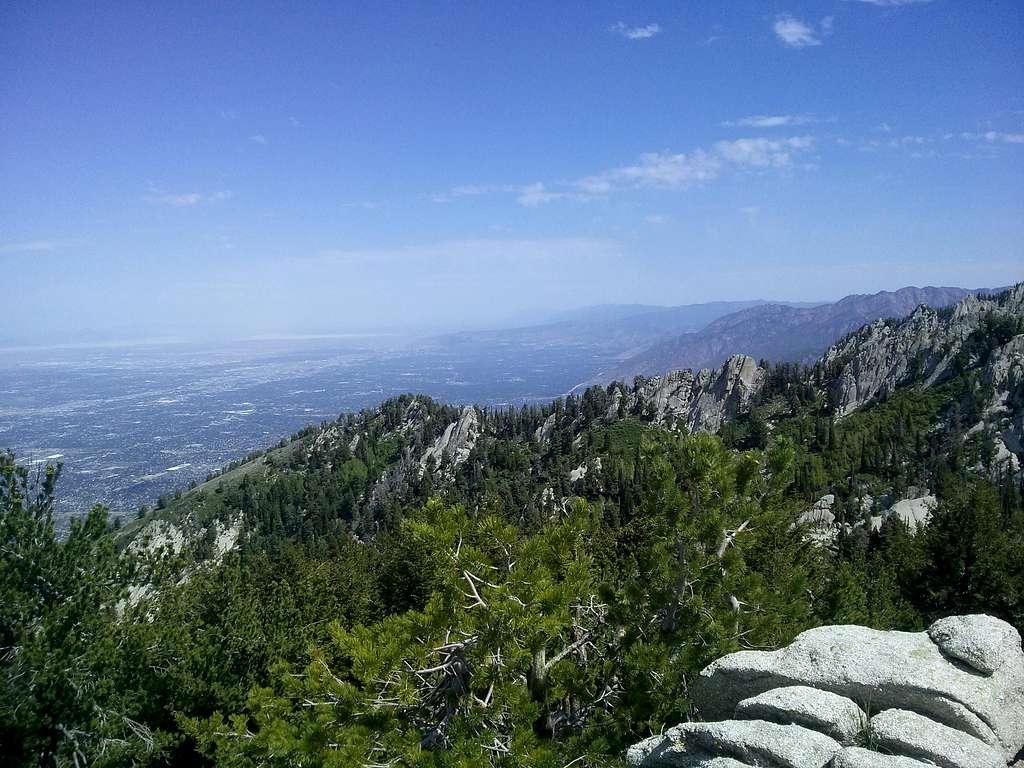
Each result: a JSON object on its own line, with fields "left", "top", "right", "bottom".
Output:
{"left": 733, "top": 686, "right": 864, "bottom": 744}
{"left": 799, "top": 492, "right": 936, "bottom": 544}
{"left": 627, "top": 614, "right": 1024, "bottom": 767}
{"left": 628, "top": 720, "right": 840, "bottom": 768}
{"left": 869, "top": 708, "right": 1004, "bottom": 768}
{"left": 420, "top": 405, "right": 479, "bottom": 471}
{"left": 825, "top": 284, "right": 1024, "bottom": 418}
{"left": 828, "top": 747, "right": 933, "bottom": 768}
{"left": 929, "top": 614, "right": 1023, "bottom": 675}
{"left": 625, "top": 355, "right": 765, "bottom": 433}
{"left": 882, "top": 495, "right": 935, "bottom": 530}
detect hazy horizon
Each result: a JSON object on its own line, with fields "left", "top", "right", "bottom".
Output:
{"left": 0, "top": 282, "right": 1010, "bottom": 350}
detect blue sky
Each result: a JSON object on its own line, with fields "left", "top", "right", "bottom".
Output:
{"left": 1, "top": 0, "right": 1022, "bottom": 342}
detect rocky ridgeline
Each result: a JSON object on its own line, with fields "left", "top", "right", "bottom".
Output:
{"left": 614, "top": 354, "right": 765, "bottom": 434}
{"left": 826, "top": 284, "right": 1024, "bottom": 420}
{"left": 627, "top": 614, "right": 1024, "bottom": 768}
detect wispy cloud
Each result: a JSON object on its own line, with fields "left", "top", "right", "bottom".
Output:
{"left": 145, "top": 188, "right": 233, "bottom": 207}
{"left": 849, "top": 128, "right": 1024, "bottom": 157}
{"left": 844, "top": 0, "right": 933, "bottom": 6}
{"left": 436, "top": 135, "right": 817, "bottom": 209}
{"left": 610, "top": 21, "right": 661, "bottom": 40}
{"left": 714, "top": 136, "right": 816, "bottom": 167}
{"left": 516, "top": 183, "right": 572, "bottom": 207}
{"left": 308, "top": 237, "right": 621, "bottom": 269}
{"left": 962, "top": 131, "right": 1024, "bottom": 145}
{"left": 340, "top": 201, "right": 384, "bottom": 210}
{"left": 249, "top": 134, "right": 267, "bottom": 145}
{"left": 431, "top": 184, "right": 501, "bottom": 204}
{"left": 722, "top": 114, "right": 830, "bottom": 128}
{"left": 588, "top": 150, "right": 722, "bottom": 190}
{"left": 0, "top": 240, "right": 71, "bottom": 255}
{"left": 773, "top": 15, "right": 829, "bottom": 48}
{"left": 533, "top": 137, "right": 813, "bottom": 204}
{"left": 431, "top": 133, "right": 817, "bottom": 209}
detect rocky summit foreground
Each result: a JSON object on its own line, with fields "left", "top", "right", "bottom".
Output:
{"left": 627, "top": 614, "right": 1024, "bottom": 768}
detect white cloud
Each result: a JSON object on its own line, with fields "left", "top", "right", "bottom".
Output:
{"left": 516, "top": 183, "right": 569, "bottom": 207}
{"left": 0, "top": 240, "right": 64, "bottom": 254}
{"left": 645, "top": 214, "right": 668, "bottom": 225}
{"left": 722, "top": 114, "right": 827, "bottom": 128}
{"left": 529, "top": 138, "right": 813, "bottom": 205}
{"left": 846, "top": 127, "right": 1024, "bottom": 156}
{"left": 610, "top": 22, "right": 661, "bottom": 40}
{"left": 611, "top": 150, "right": 722, "bottom": 188}
{"left": 574, "top": 176, "right": 613, "bottom": 195}
{"left": 845, "top": 0, "right": 933, "bottom": 6}
{"left": 249, "top": 134, "right": 267, "bottom": 145}
{"left": 962, "top": 131, "right": 1024, "bottom": 145}
{"left": 773, "top": 15, "right": 825, "bottom": 48}
{"left": 532, "top": 137, "right": 814, "bottom": 205}
{"left": 145, "top": 189, "right": 232, "bottom": 207}
{"left": 340, "top": 201, "right": 383, "bottom": 210}
{"left": 434, "top": 136, "right": 816, "bottom": 208}
{"left": 431, "top": 184, "right": 500, "bottom": 204}
{"left": 713, "top": 136, "right": 815, "bottom": 168}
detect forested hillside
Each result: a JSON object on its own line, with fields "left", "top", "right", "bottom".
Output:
{"left": 2, "top": 286, "right": 1022, "bottom": 767}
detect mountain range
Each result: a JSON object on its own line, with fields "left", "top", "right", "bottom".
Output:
{"left": 126, "top": 283, "right": 1024, "bottom": 558}
{"left": 593, "top": 285, "right": 995, "bottom": 383}
{"left": 432, "top": 299, "right": 772, "bottom": 356}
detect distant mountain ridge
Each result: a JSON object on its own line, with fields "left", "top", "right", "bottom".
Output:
{"left": 436, "top": 299, "right": 770, "bottom": 356}
{"left": 599, "top": 285, "right": 995, "bottom": 383}
{"left": 433, "top": 299, "right": 772, "bottom": 355}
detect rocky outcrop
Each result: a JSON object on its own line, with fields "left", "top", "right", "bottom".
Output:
{"left": 420, "top": 405, "right": 479, "bottom": 471}
{"left": 828, "top": 747, "right": 934, "bottom": 768}
{"left": 799, "top": 492, "right": 936, "bottom": 544}
{"left": 881, "top": 495, "right": 935, "bottom": 530}
{"left": 732, "top": 687, "right": 864, "bottom": 744}
{"left": 929, "top": 614, "right": 1023, "bottom": 675}
{"left": 625, "top": 355, "right": 765, "bottom": 433}
{"left": 629, "top": 720, "right": 839, "bottom": 768}
{"left": 980, "top": 333, "right": 1024, "bottom": 475}
{"left": 534, "top": 412, "right": 557, "bottom": 446}
{"left": 570, "top": 457, "right": 601, "bottom": 485}
{"left": 128, "top": 519, "right": 186, "bottom": 555}
{"left": 627, "top": 614, "right": 1024, "bottom": 767}
{"left": 869, "top": 708, "right": 1004, "bottom": 768}
{"left": 826, "top": 284, "right": 1024, "bottom": 418}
